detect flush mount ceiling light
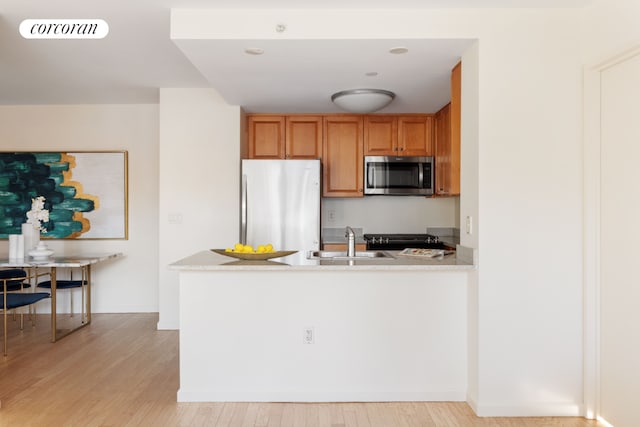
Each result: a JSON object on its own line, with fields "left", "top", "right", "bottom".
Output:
{"left": 244, "top": 47, "right": 264, "bottom": 55}
{"left": 331, "top": 89, "right": 396, "bottom": 113}
{"left": 389, "top": 47, "right": 409, "bottom": 54}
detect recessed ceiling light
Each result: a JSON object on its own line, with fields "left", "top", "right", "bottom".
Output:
{"left": 244, "top": 48, "right": 264, "bottom": 55}
{"left": 389, "top": 47, "right": 409, "bottom": 54}
{"left": 365, "top": 72, "right": 378, "bottom": 77}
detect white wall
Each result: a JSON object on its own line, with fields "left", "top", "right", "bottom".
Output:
{"left": 581, "top": 2, "right": 640, "bottom": 425}
{"left": 598, "top": 51, "right": 640, "bottom": 427}
{"left": 173, "top": 7, "right": 585, "bottom": 416}
{"left": 157, "top": 88, "right": 241, "bottom": 329}
{"left": 322, "top": 196, "right": 458, "bottom": 233}
{"left": 0, "top": 104, "right": 159, "bottom": 313}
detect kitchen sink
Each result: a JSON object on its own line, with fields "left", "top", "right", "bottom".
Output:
{"left": 307, "top": 250, "right": 393, "bottom": 260}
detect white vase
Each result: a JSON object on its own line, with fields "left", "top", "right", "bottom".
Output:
{"left": 21, "top": 223, "right": 40, "bottom": 256}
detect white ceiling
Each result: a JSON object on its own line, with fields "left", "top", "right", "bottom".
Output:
{"left": 0, "top": 0, "right": 591, "bottom": 112}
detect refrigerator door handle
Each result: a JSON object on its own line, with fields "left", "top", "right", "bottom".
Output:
{"left": 241, "top": 174, "right": 247, "bottom": 245}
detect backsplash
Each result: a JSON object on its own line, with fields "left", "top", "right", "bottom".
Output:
{"left": 322, "top": 196, "right": 459, "bottom": 233}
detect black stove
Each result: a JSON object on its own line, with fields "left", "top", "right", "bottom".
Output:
{"left": 363, "top": 233, "right": 446, "bottom": 250}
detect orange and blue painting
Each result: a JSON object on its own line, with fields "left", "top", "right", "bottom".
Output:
{"left": 0, "top": 151, "right": 127, "bottom": 239}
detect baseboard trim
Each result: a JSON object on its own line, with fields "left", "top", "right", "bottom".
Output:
{"left": 474, "top": 403, "right": 584, "bottom": 417}
{"left": 177, "top": 390, "right": 467, "bottom": 403}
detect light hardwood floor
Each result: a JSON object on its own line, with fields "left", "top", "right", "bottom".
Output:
{"left": 0, "top": 313, "right": 603, "bottom": 427}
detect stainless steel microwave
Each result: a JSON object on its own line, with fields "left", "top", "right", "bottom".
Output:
{"left": 364, "top": 156, "right": 434, "bottom": 196}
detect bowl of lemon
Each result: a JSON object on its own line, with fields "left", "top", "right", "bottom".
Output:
{"left": 211, "top": 243, "right": 297, "bottom": 260}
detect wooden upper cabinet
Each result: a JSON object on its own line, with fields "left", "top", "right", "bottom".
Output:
{"left": 285, "top": 116, "right": 322, "bottom": 159}
{"left": 323, "top": 116, "right": 364, "bottom": 198}
{"left": 434, "top": 61, "right": 461, "bottom": 196}
{"left": 397, "top": 115, "right": 434, "bottom": 156}
{"left": 247, "top": 115, "right": 322, "bottom": 159}
{"left": 247, "top": 116, "right": 285, "bottom": 159}
{"left": 449, "top": 61, "right": 461, "bottom": 195}
{"left": 435, "top": 103, "right": 452, "bottom": 196}
{"left": 364, "top": 116, "right": 397, "bottom": 155}
{"left": 364, "top": 115, "right": 433, "bottom": 156}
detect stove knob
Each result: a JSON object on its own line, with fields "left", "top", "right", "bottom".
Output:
{"left": 385, "top": 238, "right": 389, "bottom": 244}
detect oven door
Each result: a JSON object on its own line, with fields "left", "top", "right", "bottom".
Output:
{"left": 364, "top": 156, "right": 433, "bottom": 195}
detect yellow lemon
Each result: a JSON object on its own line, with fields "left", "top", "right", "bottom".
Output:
{"left": 265, "top": 243, "right": 273, "bottom": 252}
{"left": 225, "top": 248, "right": 232, "bottom": 252}
{"left": 243, "top": 245, "right": 254, "bottom": 253}
{"left": 234, "top": 243, "right": 244, "bottom": 252}
{"left": 257, "top": 245, "right": 266, "bottom": 253}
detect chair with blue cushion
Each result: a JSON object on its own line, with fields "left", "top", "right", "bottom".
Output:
{"left": 37, "top": 271, "right": 87, "bottom": 323}
{"left": 0, "top": 269, "right": 32, "bottom": 292}
{"left": 1, "top": 270, "right": 50, "bottom": 356}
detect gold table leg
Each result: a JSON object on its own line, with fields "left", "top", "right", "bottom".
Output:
{"left": 50, "top": 267, "right": 57, "bottom": 342}
{"left": 51, "top": 265, "right": 92, "bottom": 342}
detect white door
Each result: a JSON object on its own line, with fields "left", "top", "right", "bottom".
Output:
{"left": 599, "top": 51, "right": 640, "bottom": 427}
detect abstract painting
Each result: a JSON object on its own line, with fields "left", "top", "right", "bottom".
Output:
{"left": 0, "top": 151, "right": 128, "bottom": 239}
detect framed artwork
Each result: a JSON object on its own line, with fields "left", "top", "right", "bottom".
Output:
{"left": 0, "top": 151, "right": 128, "bottom": 239}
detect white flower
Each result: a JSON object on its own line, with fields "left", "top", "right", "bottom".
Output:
{"left": 26, "top": 196, "right": 49, "bottom": 233}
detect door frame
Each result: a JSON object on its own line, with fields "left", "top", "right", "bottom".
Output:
{"left": 583, "top": 45, "right": 640, "bottom": 420}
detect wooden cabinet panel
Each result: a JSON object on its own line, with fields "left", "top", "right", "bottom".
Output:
{"left": 285, "top": 116, "right": 322, "bottom": 159}
{"left": 323, "top": 116, "right": 364, "bottom": 198}
{"left": 398, "top": 116, "right": 434, "bottom": 156}
{"left": 449, "top": 62, "right": 461, "bottom": 195}
{"left": 364, "top": 116, "right": 397, "bottom": 155}
{"left": 248, "top": 115, "right": 321, "bottom": 160}
{"left": 365, "top": 115, "right": 433, "bottom": 156}
{"left": 435, "top": 103, "right": 452, "bottom": 196}
{"left": 322, "top": 243, "right": 367, "bottom": 251}
{"left": 434, "top": 61, "right": 461, "bottom": 197}
{"left": 247, "top": 116, "right": 285, "bottom": 159}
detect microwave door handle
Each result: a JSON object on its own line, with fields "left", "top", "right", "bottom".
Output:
{"left": 419, "top": 163, "right": 424, "bottom": 188}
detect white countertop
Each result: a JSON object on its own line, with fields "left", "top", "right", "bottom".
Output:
{"left": 170, "top": 249, "right": 474, "bottom": 271}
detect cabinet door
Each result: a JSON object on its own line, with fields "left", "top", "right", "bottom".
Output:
{"left": 364, "top": 116, "right": 397, "bottom": 155}
{"left": 248, "top": 116, "right": 285, "bottom": 159}
{"left": 285, "top": 116, "right": 322, "bottom": 159}
{"left": 397, "top": 115, "right": 434, "bottom": 156}
{"left": 323, "top": 116, "right": 364, "bottom": 197}
{"left": 449, "top": 62, "right": 462, "bottom": 195}
{"left": 435, "top": 104, "right": 452, "bottom": 196}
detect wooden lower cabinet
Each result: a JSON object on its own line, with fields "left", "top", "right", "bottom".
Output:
{"left": 322, "top": 116, "right": 364, "bottom": 197}
{"left": 322, "top": 243, "right": 367, "bottom": 251}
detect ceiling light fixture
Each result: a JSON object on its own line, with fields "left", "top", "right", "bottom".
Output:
{"left": 331, "top": 89, "right": 395, "bottom": 113}
{"left": 389, "top": 47, "right": 409, "bottom": 54}
{"left": 244, "top": 47, "right": 264, "bottom": 55}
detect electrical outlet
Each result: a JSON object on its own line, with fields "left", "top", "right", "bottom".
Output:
{"left": 327, "top": 209, "right": 336, "bottom": 223}
{"left": 168, "top": 213, "right": 183, "bottom": 224}
{"left": 466, "top": 216, "right": 473, "bottom": 235}
{"left": 303, "top": 327, "right": 314, "bottom": 344}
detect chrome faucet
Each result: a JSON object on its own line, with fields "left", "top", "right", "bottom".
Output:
{"left": 345, "top": 226, "right": 356, "bottom": 257}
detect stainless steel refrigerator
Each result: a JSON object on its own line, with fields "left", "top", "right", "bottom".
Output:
{"left": 241, "top": 159, "right": 321, "bottom": 263}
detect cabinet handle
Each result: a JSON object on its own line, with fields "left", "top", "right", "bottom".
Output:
{"left": 400, "top": 147, "right": 405, "bottom": 151}
{"left": 359, "top": 188, "right": 363, "bottom": 192}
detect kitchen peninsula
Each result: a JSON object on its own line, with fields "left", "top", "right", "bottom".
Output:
{"left": 171, "top": 249, "right": 473, "bottom": 402}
